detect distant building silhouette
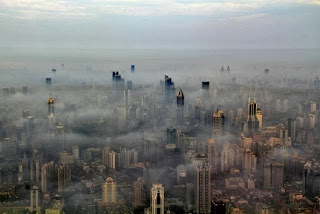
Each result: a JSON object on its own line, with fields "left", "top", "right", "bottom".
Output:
{"left": 177, "top": 88, "right": 184, "bottom": 126}
{"left": 46, "top": 78, "right": 51, "bottom": 88}
{"left": 164, "top": 75, "right": 175, "bottom": 104}
{"left": 202, "top": 81, "right": 210, "bottom": 90}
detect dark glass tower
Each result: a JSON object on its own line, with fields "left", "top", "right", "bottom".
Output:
{"left": 177, "top": 88, "right": 184, "bottom": 126}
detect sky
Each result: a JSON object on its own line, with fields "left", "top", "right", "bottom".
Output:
{"left": 0, "top": 0, "right": 319, "bottom": 49}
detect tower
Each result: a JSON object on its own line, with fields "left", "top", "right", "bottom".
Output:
{"left": 30, "top": 186, "right": 40, "bottom": 212}
{"left": 263, "top": 161, "right": 284, "bottom": 189}
{"left": 247, "top": 97, "right": 260, "bottom": 136}
{"left": 108, "top": 151, "right": 116, "bottom": 169}
{"left": 151, "top": 183, "right": 165, "bottom": 214}
{"left": 48, "top": 96, "right": 55, "bottom": 131}
{"left": 102, "top": 146, "right": 111, "bottom": 166}
{"left": 288, "top": 118, "right": 296, "bottom": 141}
{"left": 133, "top": 177, "right": 145, "bottom": 207}
{"left": 102, "top": 177, "right": 116, "bottom": 203}
{"left": 41, "top": 164, "right": 48, "bottom": 193}
{"left": 208, "top": 139, "right": 218, "bottom": 173}
{"left": 48, "top": 96, "right": 54, "bottom": 115}
{"left": 56, "top": 123, "right": 65, "bottom": 152}
{"left": 124, "top": 89, "right": 130, "bottom": 119}
{"left": 177, "top": 88, "right": 184, "bottom": 126}
{"left": 57, "top": 164, "right": 71, "bottom": 192}
{"left": 196, "top": 163, "right": 211, "bottom": 214}
{"left": 164, "top": 75, "right": 175, "bottom": 104}
{"left": 213, "top": 109, "right": 225, "bottom": 135}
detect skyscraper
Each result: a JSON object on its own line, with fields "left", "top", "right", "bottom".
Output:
{"left": 57, "top": 164, "right": 71, "bottom": 192}
{"left": 164, "top": 75, "right": 175, "bottom": 104}
{"left": 30, "top": 186, "right": 40, "bottom": 213}
{"left": 288, "top": 118, "right": 296, "bottom": 141}
{"left": 133, "top": 177, "right": 145, "bottom": 207}
{"left": 263, "top": 161, "right": 284, "bottom": 189}
{"left": 208, "top": 139, "right": 218, "bottom": 173}
{"left": 151, "top": 183, "right": 165, "bottom": 214}
{"left": 102, "top": 146, "right": 111, "bottom": 166}
{"left": 196, "top": 163, "right": 211, "bottom": 214}
{"left": 48, "top": 96, "right": 54, "bottom": 115}
{"left": 247, "top": 97, "right": 260, "bottom": 136}
{"left": 46, "top": 78, "right": 51, "bottom": 88}
{"left": 108, "top": 151, "right": 116, "bottom": 169}
{"left": 213, "top": 109, "right": 225, "bottom": 135}
{"left": 303, "top": 161, "right": 320, "bottom": 197}
{"left": 177, "top": 88, "right": 184, "bottom": 126}
{"left": 102, "top": 177, "right": 116, "bottom": 203}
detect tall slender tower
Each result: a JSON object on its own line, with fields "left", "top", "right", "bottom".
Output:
{"left": 196, "top": 163, "right": 211, "bottom": 214}
{"left": 177, "top": 88, "right": 184, "bottom": 126}
{"left": 288, "top": 118, "right": 296, "bottom": 141}
{"left": 208, "top": 139, "right": 218, "bottom": 173}
{"left": 247, "top": 97, "right": 260, "bottom": 136}
{"left": 48, "top": 96, "right": 55, "bottom": 130}
{"left": 151, "top": 183, "right": 165, "bottom": 214}
{"left": 48, "top": 96, "right": 54, "bottom": 115}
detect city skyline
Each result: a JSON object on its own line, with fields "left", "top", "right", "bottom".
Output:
{"left": 0, "top": 1, "right": 320, "bottom": 214}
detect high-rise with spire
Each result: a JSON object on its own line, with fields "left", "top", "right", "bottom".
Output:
{"left": 177, "top": 88, "right": 184, "bottom": 126}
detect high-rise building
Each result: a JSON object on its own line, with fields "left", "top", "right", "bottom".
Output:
{"left": 102, "top": 146, "right": 111, "bottom": 166}
{"left": 213, "top": 109, "right": 225, "bottom": 135}
{"left": 164, "top": 75, "right": 175, "bottom": 104}
{"left": 208, "top": 139, "right": 218, "bottom": 173}
{"left": 41, "top": 164, "right": 48, "bottom": 193}
{"left": 102, "top": 177, "right": 116, "bottom": 203}
{"left": 243, "top": 149, "right": 257, "bottom": 174}
{"left": 72, "top": 146, "right": 80, "bottom": 160}
{"left": 30, "top": 159, "right": 40, "bottom": 183}
{"left": 303, "top": 161, "right": 320, "bottom": 197}
{"left": 48, "top": 96, "right": 54, "bottom": 115}
{"left": 288, "top": 118, "right": 296, "bottom": 141}
{"left": 202, "top": 82, "right": 210, "bottom": 90}
{"left": 57, "top": 164, "right": 71, "bottom": 192}
{"left": 46, "top": 78, "right": 51, "bottom": 88}
{"left": 177, "top": 88, "right": 184, "bottom": 126}
{"left": 30, "top": 186, "right": 40, "bottom": 213}
{"left": 151, "top": 183, "right": 165, "bottom": 214}
{"left": 120, "top": 148, "right": 138, "bottom": 168}
{"left": 263, "top": 161, "right": 284, "bottom": 189}
{"left": 196, "top": 163, "right": 211, "bottom": 214}
{"left": 18, "top": 163, "right": 23, "bottom": 183}
{"left": 247, "top": 97, "right": 260, "bottom": 136}
{"left": 108, "top": 151, "right": 116, "bottom": 169}
{"left": 133, "top": 177, "right": 145, "bottom": 207}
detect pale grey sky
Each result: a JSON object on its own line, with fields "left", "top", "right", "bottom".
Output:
{"left": 0, "top": 0, "right": 319, "bottom": 49}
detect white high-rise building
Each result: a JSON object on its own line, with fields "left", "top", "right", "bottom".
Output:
{"left": 151, "top": 183, "right": 165, "bottom": 214}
